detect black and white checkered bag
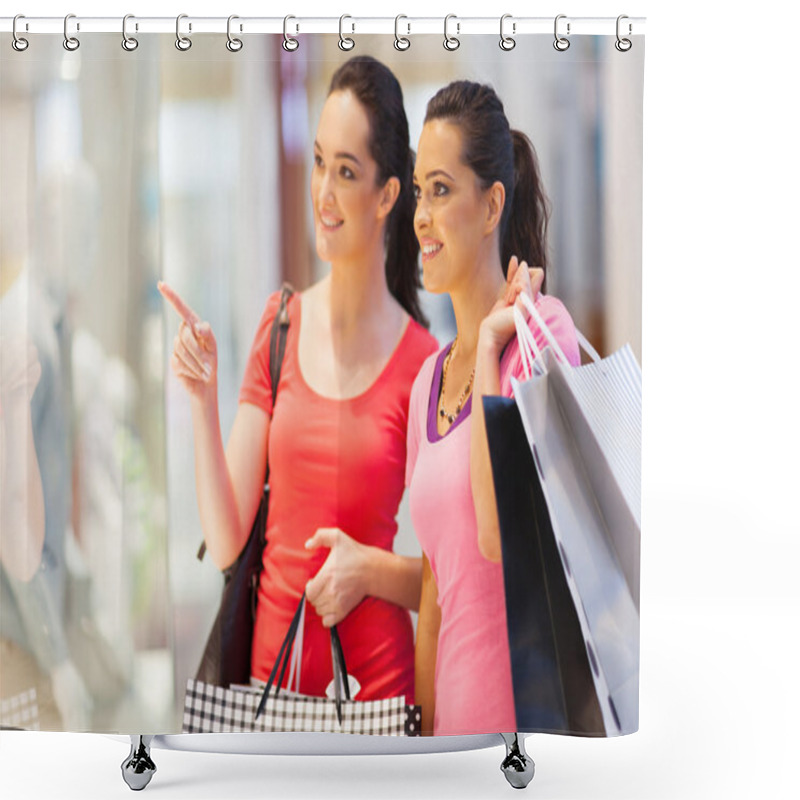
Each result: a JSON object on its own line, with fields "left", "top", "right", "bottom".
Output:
{"left": 0, "top": 688, "right": 39, "bottom": 730}
{"left": 183, "top": 679, "right": 421, "bottom": 735}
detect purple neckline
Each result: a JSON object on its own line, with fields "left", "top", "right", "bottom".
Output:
{"left": 427, "top": 342, "right": 472, "bottom": 443}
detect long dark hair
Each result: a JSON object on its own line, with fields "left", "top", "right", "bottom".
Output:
{"left": 329, "top": 56, "right": 427, "bottom": 326}
{"left": 424, "top": 81, "right": 550, "bottom": 285}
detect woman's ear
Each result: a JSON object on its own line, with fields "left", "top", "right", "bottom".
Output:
{"left": 484, "top": 180, "right": 506, "bottom": 235}
{"left": 377, "top": 176, "right": 401, "bottom": 221}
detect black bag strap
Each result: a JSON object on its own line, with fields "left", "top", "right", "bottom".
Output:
{"left": 197, "top": 283, "right": 294, "bottom": 562}
{"left": 255, "top": 592, "right": 350, "bottom": 723}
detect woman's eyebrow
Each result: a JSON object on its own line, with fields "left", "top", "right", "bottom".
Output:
{"left": 313, "top": 140, "right": 361, "bottom": 167}
{"left": 424, "top": 169, "right": 455, "bottom": 181}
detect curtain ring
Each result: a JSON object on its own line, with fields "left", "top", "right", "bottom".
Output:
{"left": 12, "top": 15, "right": 29, "bottom": 52}
{"left": 122, "top": 14, "right": 139, "bottom": 51}
{"left": 339, "top": 15, "right": 355, "bottom": 51}
{"left": 615, "top": 15, "right": 632, "bottom": 52}
{"left": 394, "top": 15, "right": 410, "bottom": 51}
{"left": 553, "top": 14, "right": 570, "bottom": 52}
{"left": 175, "top": 14, "right": 192, "bottom": 51}
{"left": 63, "top": 13, "right": 80, "bottom": 51}
{"left": 443, "top": 14, "right": 460, "bottom": 51}
{"left": 226, "top": 15, "right": 243, "bottom": 52}
{"left": 499, "top": 14, "right": 515, "bottom": 51}
{"left": 283, "top": 15, "right": 299, "bottom": 52}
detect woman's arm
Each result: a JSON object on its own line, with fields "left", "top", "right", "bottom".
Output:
{"left": 471, "top": 259, "right": 542, "bottom": 562}
{"left": 160, "top": 281, "right": 268, "bottom": 570}
{"left": 415, "top": 553, "right": 441, "bottom": 735}
{"left": 305, "top": 527, "right": 422, "bottom": 626}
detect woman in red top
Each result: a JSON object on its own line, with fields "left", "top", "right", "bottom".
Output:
{"left": 160, "top": 57, "right": 437, "bottom": 701}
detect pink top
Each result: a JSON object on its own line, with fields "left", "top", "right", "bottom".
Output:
{"left": 406, "top": 294, "right": 579, "bottom": 735}
{"left": 240, "top": 291, "right": 437, "bottom": 701}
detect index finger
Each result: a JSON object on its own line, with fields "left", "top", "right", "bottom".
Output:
{"left": 157, "top": 281, "right": 201, "bottom": 327}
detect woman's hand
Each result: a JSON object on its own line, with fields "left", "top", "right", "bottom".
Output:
{"left": 158, "top": 281, "right": 218, "bottom": 401}
{"left": 479, "top": 257, "right": 544, "bottom": 356}
{"left": 305, "top": 528, "right": 370, "bottom": 628}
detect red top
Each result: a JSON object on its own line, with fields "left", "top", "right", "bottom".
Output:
{"left": 239, "top": 291, "right": 437, "bottom": 702}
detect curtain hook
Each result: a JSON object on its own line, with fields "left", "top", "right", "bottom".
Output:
{"left": 615, "top": 15, "right": 632, "bottom": 52}
{"left": 227, "top": 15, "right": 243, "bottom": 52}
{"left": 443, "top": 14, "right": 460, "bottom": 51}
{"left": 339, "top": 15, "right": 355, "bottom": 51}
{"left": 63, "top": 13, "right": 80, "bottom": 51}
{"left": 283, "top": 15, "right": 299, "bottom": 52}
{"left": 175, "top": 14, "right": 192, "bottom": 51}
{"left": 122, "top": 14, "right": 139, "bottom": 51}
{"left": 553, "top": 14, "right": 570, "bottom": 52}
{"left": 394, "top": 15, "right": 410, "bottom": 51}
{"left": 12, "top": 14, "right": 29, "bottom": 52}
{"left": 499, "top": 14, "right": 516, "bottom": 51}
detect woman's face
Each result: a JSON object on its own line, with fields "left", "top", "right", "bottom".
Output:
{"left": 311, "top": 90, "right": 387, "bottom": 265}
{"left": 413, "top": 119, "right": 491, "bottom": 295}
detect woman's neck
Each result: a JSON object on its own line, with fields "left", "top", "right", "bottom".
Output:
{"left": 325, "top": 246, "right": 398, "bottom": 336}
{"left": 449, "top": 254, "right": 506, "bottom": 359}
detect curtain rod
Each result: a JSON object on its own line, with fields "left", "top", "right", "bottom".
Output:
{"left": 1, "top": 16, "right": 646, "bottom": 37}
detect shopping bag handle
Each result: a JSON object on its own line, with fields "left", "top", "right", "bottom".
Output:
{"left": 255, "top": 592, "right": 351, "bottom": 723}
{"left": 513, "top": 293, "right": 601, "bottom": 379}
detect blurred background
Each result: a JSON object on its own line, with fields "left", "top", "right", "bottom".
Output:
{"left": 0, "top": 32, "right": 641, "bottom": 732}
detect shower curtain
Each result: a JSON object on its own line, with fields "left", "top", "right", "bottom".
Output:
{"left": 0, "top": 24, "right": 643, "bottom": 737}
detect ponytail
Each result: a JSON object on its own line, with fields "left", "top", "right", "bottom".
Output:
{"left": 506, "top": 130, "right": 549, "bottom": 287}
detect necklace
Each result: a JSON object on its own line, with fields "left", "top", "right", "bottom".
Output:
{"left": 439, "top": 338, "right": 475, "bottom": 426}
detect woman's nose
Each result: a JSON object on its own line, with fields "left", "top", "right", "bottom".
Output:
{"left": 414, "top": 196, "right": 430, "bottom": 230}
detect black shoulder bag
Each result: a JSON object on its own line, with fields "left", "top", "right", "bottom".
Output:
{"left": 195, "top": 284, "right": 293, "bottom": 688}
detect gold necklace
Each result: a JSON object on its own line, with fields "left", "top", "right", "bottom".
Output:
{"left": 439, "top": 338, "right": 475, "bottom": 426}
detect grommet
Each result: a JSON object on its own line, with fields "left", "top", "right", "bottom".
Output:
{"left": 553, "top": 14, "right": 570, "bottom": 52}
{"left": 122, "top": 14, "right": 139, "bottom": 51}
{"left": 283, "top": 15, "right": 299, "bottom": 52}
{"left": 175, "top": 14, "right": 192, "bottom": 51}
{"left": 226, "top": 15, "right": 243, "bottom": 52}
{"left": 499, "top": 14, "right": 515, "bottom": 51}
{"left": 394, "top": 15, "right": 410, "bottom": 51}
{"left": 339, "top": 15, "right": 355, "bottom": 51}
{"left": 12, "top": 15, "right": 29, "bottom": 51}
{"left": 615, "top": 14, "right": 632, "bottom": 52}
{"left": 443, "top": 14, "right": 460, "bottom": 51}
{"left": 63, "top": 13, "right": 80, "bottom": 51}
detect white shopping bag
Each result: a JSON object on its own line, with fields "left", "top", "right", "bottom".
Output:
{"left": 510, "top": 295, "right": 641, "bottom": 735}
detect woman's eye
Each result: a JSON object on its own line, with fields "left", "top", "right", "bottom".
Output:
{"left": 434, "top": 182, "right": 449, "bottom": 197}
{"left": 340, "top": 166, "right": 355, "bottom": 179}
{"left": 314, "top": 154, "right": 323, "bottom": 168}
{"left": 412, "top": 185, "right": 421, "bottom": 201}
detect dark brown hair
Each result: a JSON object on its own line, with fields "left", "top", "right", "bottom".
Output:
{"left": 424, "top": 81, "right": 550, "bottom": 284}
{"left": 329, "top": 56, "right": 427, "bottom": 326}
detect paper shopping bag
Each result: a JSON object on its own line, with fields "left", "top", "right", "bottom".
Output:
{"left": 483, "top": 396, "right": 605, "bottom": 736}
{"left": 505, "top": 297, "right": 641, "bottom": 735}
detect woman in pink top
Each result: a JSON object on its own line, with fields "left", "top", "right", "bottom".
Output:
{"left": 160, "top": 57, "right": 436, "bottom": 700}
{"left": 408, "top": 82, "right": 580, "bottom": 735}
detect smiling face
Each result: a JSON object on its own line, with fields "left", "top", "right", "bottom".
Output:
{"left": 413, "top": 120, "right": 495, "bottom": 296}
{"left": 311, "top": 90, "right": 390, "bottom": 266}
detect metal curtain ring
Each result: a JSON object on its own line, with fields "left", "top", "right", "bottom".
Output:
{"left": 499, "top": 14, "right": 515, "bottom": 51}
{"left": 226, "top": 15, "right": 243, "bottom": 52}
{"left": 175, "top": 14, "right": 192, "bottom": 51}
{"left": 553, "top": 14, "right": 570, "bottom": 52}
{"left": 12, "top": 15, "right": 29, "bottom": 52}
{"left": 283, "top": 15, "right": 299, "bottom": 51}
{"left": 122, "top": 14, "right": 139, "bottom": 51}
{"left": 339, "top": 15, "right": 354, "bottom": 51}
{"left": 63, "top": 13, "right": 80, "bottom": 51}
{"left": 443, "top": 14, "right": 460, "bottom": 51}
{"left": 615, "top": 14, "right": 632, "bottom": 52}
{"left": 394, "top": 15, "right": 410, "bottom": 51}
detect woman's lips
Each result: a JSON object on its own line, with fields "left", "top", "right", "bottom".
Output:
{"left": 420, "top": 240, "right": 443, "bottom": 262}
{"left": 319, "top": 212, "right": 344, "bottom": 230}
